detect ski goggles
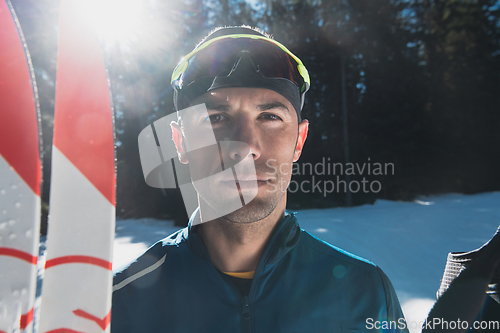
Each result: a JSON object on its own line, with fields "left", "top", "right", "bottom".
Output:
{"left": 171, "top": 34, "right": 310, "bottom": 97}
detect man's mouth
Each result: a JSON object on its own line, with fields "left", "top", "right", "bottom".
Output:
{"left": 235, "top": 177, "right": 268, "bottom": 182}
{"left": 219, "top": 176, "right": 270, "bottom": 189}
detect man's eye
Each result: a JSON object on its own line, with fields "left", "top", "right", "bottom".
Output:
{"left": 260, "top": 113, "right": 282, "bottom": 121}
{"left": 206, "top": 114, "right": 225, "bottom": 123}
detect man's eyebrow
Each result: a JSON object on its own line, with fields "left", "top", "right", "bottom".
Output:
{"left": 257, "top": 102, "right": 291, "bottom": 114}
{"left": 205, "top": 102, "right": 231, "bottom": 112}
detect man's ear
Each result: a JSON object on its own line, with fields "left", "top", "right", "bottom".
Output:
{"left": 170, "top": 121, "right": 189, "bottom": 164}
{"left": 293, "top": 119, "right": 309, "bottom": 162}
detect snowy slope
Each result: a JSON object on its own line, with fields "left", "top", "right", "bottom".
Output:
{"left": 108, "top": 191, "right": 499, "bottom": 332}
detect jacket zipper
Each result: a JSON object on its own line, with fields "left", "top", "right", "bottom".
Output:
{"left": 242, "top": 295, "right": 251, "bottom": 333}
{"left": 240, "top": 214, "right": 294, "bottom": 333}
{"left": 213, "top": 214, "right": 294, "bottom": 333}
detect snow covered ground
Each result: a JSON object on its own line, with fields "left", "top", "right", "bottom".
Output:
{"left": 37, "top": 191, "right": 500, "bottom": 332}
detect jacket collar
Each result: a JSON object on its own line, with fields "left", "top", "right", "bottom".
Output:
{"left": 185, "top": 208, "right": 301, "bottom": 265}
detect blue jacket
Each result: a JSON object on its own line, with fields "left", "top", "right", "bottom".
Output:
{"left": 111, "top": 212, "right": 409, "bottom": 332}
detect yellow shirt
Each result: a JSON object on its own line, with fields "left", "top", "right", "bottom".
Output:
{"left": 222, "top": 271, "right": 255, "bottom": 279}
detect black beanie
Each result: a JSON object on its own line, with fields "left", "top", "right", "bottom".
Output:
{"left": 173, "top": 26, "right": 303, "bottom": 120}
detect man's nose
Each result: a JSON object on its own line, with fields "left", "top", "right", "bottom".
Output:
{"left": 225, "top": 120, "right": 261, "bottom": 162}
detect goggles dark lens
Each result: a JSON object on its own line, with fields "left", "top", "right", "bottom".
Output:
{"left": 178, "top": 38, "right": 306, "bottom": 92}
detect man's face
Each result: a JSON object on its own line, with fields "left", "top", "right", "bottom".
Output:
{"left": 172, "top": 87, "right": 308, "bottom": 223}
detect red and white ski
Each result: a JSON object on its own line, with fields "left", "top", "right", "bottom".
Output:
{"left": 0, "top": 0, "right": 42, "bottom": 332}
{"left": 38, "top": 0, "right": 116, "bottom": 332}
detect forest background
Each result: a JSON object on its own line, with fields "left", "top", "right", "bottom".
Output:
{"left": 11, "top": 0, "right": 500, "bottom": 228}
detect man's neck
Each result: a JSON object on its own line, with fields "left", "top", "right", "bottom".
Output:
{"left": 197, "top": 198, "right": 287, "bottom": 273}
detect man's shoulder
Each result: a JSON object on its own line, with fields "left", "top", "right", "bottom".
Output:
{"left": 295, "top": 228, "right": 404, "bottom": 316}
{"left": 113, "top": 227, "right": 188, "bottom": 287}
{"left": 297, "top": 227, "right": 376, "bottom": 270}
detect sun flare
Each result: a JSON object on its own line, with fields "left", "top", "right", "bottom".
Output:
{"left": 73, "top": 0, "right": 146, "bottom": 44}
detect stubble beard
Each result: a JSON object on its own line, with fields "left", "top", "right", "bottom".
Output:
{"left": 198, "top": 165, "right": 290, "bottom": 224}
{"left": 197, "top": 180, "right": 287, "bottom": 224}
{"left": 221, "top": 187, "right": 285, "bottom": 223}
